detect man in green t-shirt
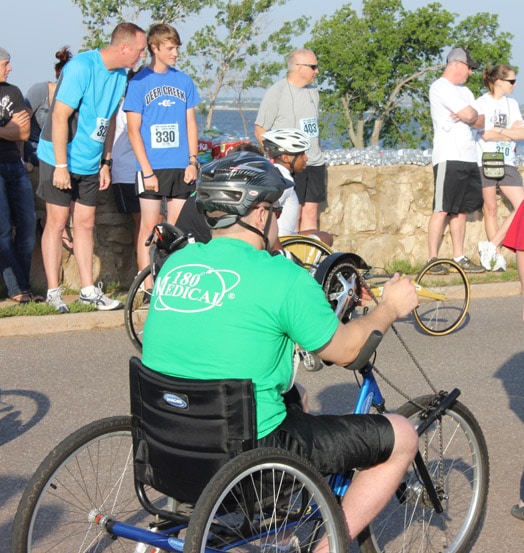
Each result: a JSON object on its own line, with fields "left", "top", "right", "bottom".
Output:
{"left": 142, "top": 151, "right": 419, "bottom": 546}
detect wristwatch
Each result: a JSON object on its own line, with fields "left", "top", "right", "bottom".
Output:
{"left": 188, "top": 160, "right": 200, "bottom": 168}
{"left": 100, "top": 159, "right": 113, "bottom": 169}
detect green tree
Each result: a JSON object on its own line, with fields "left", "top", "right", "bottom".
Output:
{"left": 72, "top": 0, "right": 212, "bottom": 49}
{"left": 179, "top": 1, "right": 308, "bottom": 130}
{"left": 307, "top": 0, "right": 513, "bottom": 149}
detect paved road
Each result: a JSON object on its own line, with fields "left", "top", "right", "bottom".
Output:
{"left": 1, "top": 295, "right": 523, "bottom": 550}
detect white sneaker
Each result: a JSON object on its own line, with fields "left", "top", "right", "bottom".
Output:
{"left": 79, "top": 283, "right": 123, "bottom": 311}
{"left": 478, "top": 241, "right": 497, "bottom": 271}
{"left": 46, "top": 287, "right": 69, "bottom": 314}
{"left": 492, "top": 253, "right": 507, "bottom": 272}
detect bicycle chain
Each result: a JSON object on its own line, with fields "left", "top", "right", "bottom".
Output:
{"left": 359, "top": 272, "right": 445, "bottom": 492}
{"left": 358, "top": 274, "right": 438, "bottom": 401}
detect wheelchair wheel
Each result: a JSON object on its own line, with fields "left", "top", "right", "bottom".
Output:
{"left": 412, "top": 259, "right": 470, "bottom": 336}
{"left": 12, "top": 416, "right": 169, "bottom": 552}
{"left": 359, "top": 396, "right": 489, "bottom": 553}
{"left": 184, "top": 447, "right": 348, "bottom": 553}
{"left": 279, "top": 235, "right": 333, "bottom": 273}
{"left": 124, "top": 267, "right": 153, "bottom": 352}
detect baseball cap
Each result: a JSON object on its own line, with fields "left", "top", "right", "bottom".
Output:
{"left": 0, "top": 47, "right": 10, "bottom": 61}
{"left": 446, "top": 47, "right": 479, "bottom": 69}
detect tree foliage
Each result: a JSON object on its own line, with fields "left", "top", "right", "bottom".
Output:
{"left": 179, "top": 1, "right": 309, "bottom": 130}
{"left": 72, "top": 0, "right": 212, "bottom": 49}
{"left": 307, "top": 0, "right": 514, "bottom": 149}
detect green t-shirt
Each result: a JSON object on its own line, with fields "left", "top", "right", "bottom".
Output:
{"left": 142, "top": 238, "right": 339, "bottom": 438}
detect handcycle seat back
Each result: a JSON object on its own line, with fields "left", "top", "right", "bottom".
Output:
{"left": 129, "top": 356, "right": 256, "bottom": 504}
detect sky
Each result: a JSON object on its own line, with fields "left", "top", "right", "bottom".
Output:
{"left": 4, "top": 0, "right": 524, "bottom": 102}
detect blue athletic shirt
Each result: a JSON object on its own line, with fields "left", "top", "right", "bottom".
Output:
{"left": 123, "top": 67, "right": 200, "bottom": 170}
{"left": 37, "top": 50, "right": 127, "bottom": 175}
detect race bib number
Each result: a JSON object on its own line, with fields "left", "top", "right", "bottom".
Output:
{"left": 90, "top": 117, "right": 110, "bottom": 143}
{"left": 300, "top": 117, "right": 319, "bottom": 138}
{"left": 151, "top": 123, "right": 179, "bottom": 148}
{"left": 496, "top": 141, "right": 515, "bottom": 165}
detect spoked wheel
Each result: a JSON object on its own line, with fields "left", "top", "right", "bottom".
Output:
{"left": 359, "top": 396, "right": 489, "bottom": 553}
{"left": 412, "top": 259, "right": 470, "bottom": 336}
{"left": 321, "top": 260, "right": 362, "bottom": 323}
{"left": 279, "top": 236, "right": 334, "bottom": 273}
{"left": 124, "top": 267, "right": 153, "bottom": 352}
{"left": 12, "top": 416, "right": 173, "bottom": 552}
{"left": 184, "top": 447, "right": 348, "bottom": 553}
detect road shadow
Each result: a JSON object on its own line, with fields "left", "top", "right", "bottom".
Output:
{"left": 495, "top": 352, "right": 524, "bottom": 503}
{"left": 0, "top": 389, "right": 50, "bottom": 447}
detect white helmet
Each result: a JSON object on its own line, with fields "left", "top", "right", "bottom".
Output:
{"left": 262, "top": 128, "right": 310, "bottom": 158}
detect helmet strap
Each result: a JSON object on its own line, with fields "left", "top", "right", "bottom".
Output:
{"left": 289, "top": 154, "right": 300, "bottom": 176}
{"left": 237, "top": 215, "right": 272, "bottom": 251}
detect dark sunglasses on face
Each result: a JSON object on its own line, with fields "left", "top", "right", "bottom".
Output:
{"left": 263, "top": 205, "right": 283, "bottom": 219}
{"left": 503, "top": 79, "right": 517, "bottom": 85}
{"left": 296, "top": 63, "right": 318, "bottom": 71}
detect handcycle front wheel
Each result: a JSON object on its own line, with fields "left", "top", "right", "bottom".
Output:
{"left": 124, "top": 266, "right": 153, "bottom": 352}
{"left": 184, "top": 447, "right": 348, "bottom": 553}
{"left": 359, "top": 395, "right": 489, "bottom": 553}
{"left": 279, "top": 235, "right": 334, "bottom": 272}
{"left": 12, "top": 416, "right": 169, "bottom": 552}
{"left": 412, "top": 258, "right": 470, "bottom": 336}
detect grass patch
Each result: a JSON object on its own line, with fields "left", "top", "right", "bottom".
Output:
{"left": 0, "top": 301, "right": 96, "bottom": 319}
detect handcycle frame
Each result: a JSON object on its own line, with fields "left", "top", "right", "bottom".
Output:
{"left": 13, "top": 330, "right": 489, "bottom": 553}
{"left": 280, "top": 235, "right": 471, "bottom": 337}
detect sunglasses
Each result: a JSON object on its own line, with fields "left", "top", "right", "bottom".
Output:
{"left": 263, "top": 205, "right": 283, "bottom": 219}
{"left": 503, "top": 79, "right": 517, "bottom": 85}
{"left": 296, "top": 63, "right": 318, "bottom": 71}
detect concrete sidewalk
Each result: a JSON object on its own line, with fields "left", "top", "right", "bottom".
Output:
{"left": 0, "top": 281, "right": 521, "bottom": 338}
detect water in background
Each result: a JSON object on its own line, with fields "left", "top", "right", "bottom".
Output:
{"left": 200, "top": 108, "right": 524, "bottom": 167}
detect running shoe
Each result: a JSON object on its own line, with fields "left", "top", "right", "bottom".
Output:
{"left": 478, "top": 241, "right": 497, "bottom": 271}
{"left": 492, "top": 253, "right": 507, "bottom": 272}
{"left": 456, "top": 256, "right": 485, "bottom": 273}
{"left": 79, "top": 283, "right": 123, "bottom": 311}
{"left": 427, "top": 257, "right": 449, "bottom": 275}
{"left": 46, "top": 287, "right": 69, "bottom": 313}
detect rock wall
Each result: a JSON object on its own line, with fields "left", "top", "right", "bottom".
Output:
{"left": 320, "top": 164, "right": 515, "bottom": 269}
{"left": 27, "top": 164, "right": 516, "bottom": 292}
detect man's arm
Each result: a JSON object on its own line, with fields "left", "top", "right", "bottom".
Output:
{"left": 51, "top": 100, "right": 75, "bottom": 189}
{"left": 99, "top": 112, "right": 117, "bottom": 190}
{"left": 317, "top": 274, "right": 418, "bottom": 366}
{"left": 0, "top": 110, "right": 30, "bottom": 142}
{"left": 184, "top": 107, "right": 199, "bottom": 184}
{"left": 254, "top": 124, "right": 267, "bottom": 148}
{"left": 126, "top": 110, "right": 158, "bottom": 193}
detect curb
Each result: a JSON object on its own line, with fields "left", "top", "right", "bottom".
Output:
{"left": 0, "top": 282, "right": 520, "bottom": 339}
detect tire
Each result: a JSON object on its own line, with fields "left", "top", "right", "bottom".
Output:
{"left": 184, "top": 447, "right": 348, "bottom": 553}
{"left": 124, "top": 266, "right": 153, "bottom": 352}
{"left": 359, "top": 396, "right": 489, "bottom": 553}
{"left": 12, "top": 416, "right": 168, "bottom": 552}
{"left": 298, "top": 347, "right": 323, "bottom": 372}
{"left": 279, "top": 235, "right": 333, "bottom": 273}
{"left": 321, "top": 260, "right": 362, "bottom": 323}
{"left": 412, "top": 259, "right": 470, "bottom": 336}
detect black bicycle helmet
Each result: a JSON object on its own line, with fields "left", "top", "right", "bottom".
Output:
{"left": 196, "top": 151, "right": 290, "bottom": 222}
{"left": 262, "top": 128, "right": 310, "bottom": 159}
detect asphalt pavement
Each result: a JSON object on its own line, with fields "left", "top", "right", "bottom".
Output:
{"left": 1, "top": 283, "right": 523, "bottom": 551}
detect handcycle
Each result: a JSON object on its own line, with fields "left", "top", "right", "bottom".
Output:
{"left": 13, "top": 255, "right": 489, "bottom": 553}
{"left": 280, "top": 234, "right": 471, "bottom": 338}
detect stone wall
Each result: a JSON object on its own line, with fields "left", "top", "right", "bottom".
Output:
{"left": 320, "top": 164, "right": 515, "bottom": 269}
{"left": 28, "top": 164, "right": 516, "bottom": 292}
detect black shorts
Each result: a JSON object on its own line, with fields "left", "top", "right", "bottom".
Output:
{"left": 113, "top": 182, "right": 140, "bottom": 214}
{"left": 294, "top": 164, "right": 327, "bottom": 204}
{"left": 136, "top": 168, "right": 195, "bottom": 200}
{"left": 37, "top": 160, "right": 99, "bottom": 207}
{"left": 258, "top": 402, "right": 395, "bottom": 477}
{"left": 433, "top": 161, "right": 483, "bottom": 214}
